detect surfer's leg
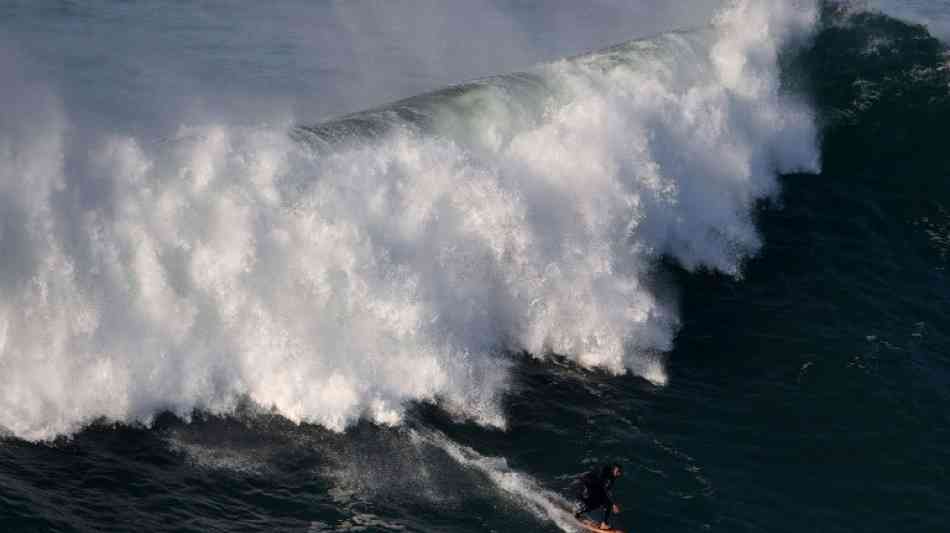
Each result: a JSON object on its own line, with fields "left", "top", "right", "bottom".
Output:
{"left": 574, "top": 494, "right": 597, "bottom": 519}
{"left": 574, "top": 500, "right": 592, "bottom": 519}
{"left": 576, "top": 491, "right": 609, "bottom": 521}
{"left": 574, "top": 486, "right": 592, "bottom": 518}
{"left": 602, "top": 501, "right": 613, "bottom": 526}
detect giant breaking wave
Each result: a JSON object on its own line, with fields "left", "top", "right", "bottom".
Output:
{"left": 0, "top": 0, "right": 820, "bottom": 440}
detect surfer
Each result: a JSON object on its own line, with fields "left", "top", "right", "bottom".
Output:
{"left": 573, "top": 463, "right": 623, "bottom": 531}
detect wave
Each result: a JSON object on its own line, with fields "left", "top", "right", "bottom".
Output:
{"left": 0, "top": 0, "right": 819, "bottom": 441}
{"left": 861, "top": 0, "right": 950, "bottom": 42}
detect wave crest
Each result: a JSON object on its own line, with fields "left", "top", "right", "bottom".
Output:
{"left": 0, "top": 0, "right": 819, "bottom": 441}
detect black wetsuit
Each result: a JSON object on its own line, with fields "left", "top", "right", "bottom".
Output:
{"left": 574, "top": 465, "right": 618, "bottom": 525}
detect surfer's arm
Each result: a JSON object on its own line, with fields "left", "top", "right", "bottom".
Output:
{"left": 606, "top": 490, "right": 619, "bottom": 513}
{"left": 602, "top": 482, "right": 615, "bottom": 508}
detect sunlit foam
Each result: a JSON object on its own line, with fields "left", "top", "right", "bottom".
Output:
{"left": 0, "top": 0, "right": 819, "bottom": 440}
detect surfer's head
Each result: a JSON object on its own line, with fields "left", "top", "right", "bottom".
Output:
{"left": 606, "top": 463, "right": 623, "bottom": 479}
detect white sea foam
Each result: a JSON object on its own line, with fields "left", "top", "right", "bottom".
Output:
{"left": 0, "top": 0, "right": 819, "bottom": 441}
{"left": 411, "top": 428, "right": 582, "bottom": 531}
{"left": 165, "top": 432, "right": 269, "bottom": 475}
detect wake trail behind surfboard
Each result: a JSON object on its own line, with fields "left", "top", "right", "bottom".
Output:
{"left": 409, "top": 429, "right": 587, "bottom": 532}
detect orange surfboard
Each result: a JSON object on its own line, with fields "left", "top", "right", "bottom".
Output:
{"left": 575, "top": 518, "right": 624, "bottom": 533}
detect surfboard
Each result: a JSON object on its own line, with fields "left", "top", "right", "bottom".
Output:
{"left": 575, "top": 518, "right": 624, "bottom": 533}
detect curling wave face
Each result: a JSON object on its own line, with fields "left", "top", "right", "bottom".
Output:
{"left": 0, "top": 0, "right": 819, "bottom": 441}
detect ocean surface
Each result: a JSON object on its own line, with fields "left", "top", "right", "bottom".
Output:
{"left": 1, "top": 1, "right": 949, "bottom": 531}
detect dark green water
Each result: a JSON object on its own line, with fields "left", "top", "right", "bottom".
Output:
{"left": 2, "top": 6, "right": 950, "bottom": 533}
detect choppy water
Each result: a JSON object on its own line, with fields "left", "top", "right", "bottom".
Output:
{"left": 1, "top": 1, "right": 949, "bottom": 532}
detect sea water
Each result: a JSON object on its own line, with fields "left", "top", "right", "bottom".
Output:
{"left": 1, "top": 1, "right": 948, "bottom": 531}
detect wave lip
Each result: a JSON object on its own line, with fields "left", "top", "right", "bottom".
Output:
{"left": 0, "top": 0, "right": 819, "bottom": 441}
